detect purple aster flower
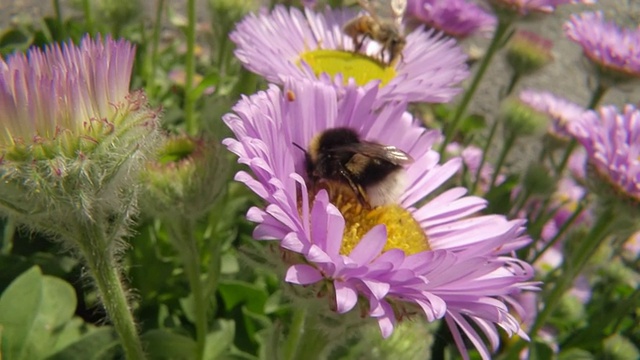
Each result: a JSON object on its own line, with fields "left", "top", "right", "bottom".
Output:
{"left": 223, "top": 78, "right": 535, "bottom": 359}
{"left": 568, "top": 105, "right": 640, "bottom": 203}
{"left": 0, "top": 34, "right": 135, "bottom": 145}
{"left": 564, "top": 11, "right": 640, "bottom": 80}
{"left": 405, "top": 0, "right": 496, "bottom": 38}
{"left": 230, "top": 6, "right": 468, "bottom": 106}
{"left": 487, "top": 0, "right": 595, "bottom": 15}
{"left": 519, "top": 89, "right": 586, "bottom": 140}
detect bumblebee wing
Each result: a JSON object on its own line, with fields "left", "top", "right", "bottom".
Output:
{"left": 332, "top": 142, "right": 413, "bottom": 165}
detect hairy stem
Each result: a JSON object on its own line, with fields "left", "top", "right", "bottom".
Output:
{"left": 167, "top": 219, "right": 207, "bottom": 360}
{"left": 184, "top": 0, "right": 197, "bottom": 134}
{"left": 76, "top": 220, "right": 145, "bottom": 360}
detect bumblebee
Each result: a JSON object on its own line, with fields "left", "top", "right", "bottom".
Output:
{"left": 343, "top": 0, "right": 407, "bottom": 66}
{"left": 294, "top": 127, "right": 413, "bottom": 208}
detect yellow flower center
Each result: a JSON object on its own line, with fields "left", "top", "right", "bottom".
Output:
{"left": 299, "top": 50, "right": 397, "bottom": 87}
{"left": 318, "top": 183, "right": 429, "bottom": 256}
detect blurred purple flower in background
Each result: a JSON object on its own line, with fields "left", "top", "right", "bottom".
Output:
{"left": 406, "top": 0, "right": 496, "bottom": 38}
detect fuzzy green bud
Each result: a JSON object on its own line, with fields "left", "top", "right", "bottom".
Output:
{"left": 506, "top": 30, "right": 554, "bottom": 76}
{"left": 501, "top": 98, "right": 549, "bottom": 136}
{"left": 603, "top": 334, "right": 640, "bottom": 360}
{"left": 551, "top": 294, "right": 586, "bottom": 328}
{"left": 522, "top": 163, "right": 556, "bottom": 196}
{"left": 140, "top": 134, "right": 228, "bottom": 219}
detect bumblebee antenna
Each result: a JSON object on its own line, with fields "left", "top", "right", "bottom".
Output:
{"left": 292, "top": 142, "right": 307, "bottom": 154}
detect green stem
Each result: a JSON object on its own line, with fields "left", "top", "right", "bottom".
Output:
{"left": 489, "top": 128, "right": 517, "bottom": 191}
{"left": 167, "top": 219, "right": 207, "bottom": 360}
{"left": 530, "top": 202, "right": 585, "bottom": 264}
{"left": 283, "top": 308, "right": 328, "bottom": 360}
{"left": 439, "top": 19, "right": 513, "bottom": 154}
{"left": 82, "top": 0, "right": 94, "bottom": 35}
{"left": 146, "top": 0, "right": 165, "bottom": 96}
{"left": 76, "top": 220, "right": 145, "bottom": 360}
{"left": 1, "top": 217, "right": 16, "bottom": 255}
{"left": 552, "top": 83, "right": 607, "bottom": 179}
{"left": 52, "top": 0, "right": 64, "bottom": 38}
{"left": 587, "top": 82, "right": 608, "bottom": 109}
{"left": 283, "top": 308, "right": 307, "bottom": 360}
{"left": 184, "top": 0, "right": 197, "bottom": 135}
{"left": 504, "top": 71, "right": 520, "bottom": 98}
{"left": 471, "top": 118, "right": 499, "bottom": 193}
{"left": 431, "top": 321, "right": 449, "bottom": 360}
{"left": 507, "top": 208, "right": 614, "bottom": 357}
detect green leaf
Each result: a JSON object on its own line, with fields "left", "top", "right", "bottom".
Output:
{"left": 458, "top": 114, "right": 487, "bottom": 135}
{"left": 0, "top": 29, "right": 33, "bottom": 56}
{"left": 218, "top": 280, "right": 268, "bottom": 314}
{"left": 189, "top": 71, "right": 220, "bottom": 99}
{"left": 558, "top": 348, "right": 595, "bottom": 360}
{"left": 204, "top": 319, "right": 236, "bottom": 360}
{"left": 141, "top": 329, "right": 197, "bottom": 360}
{"left": 527, "top": 341, "right": 555, "bottom": 360}
{"left": 0, "top": 266, "right": 77, "bottom": 360}
{"left": 47, "top": 327, "right": 119, "bottom": 360}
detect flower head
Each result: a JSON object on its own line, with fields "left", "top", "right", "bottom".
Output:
{"left": 568, "top": 105, "right": 640, "bottom": 203}
{"left": 406, "top": 0, "right": 496, "bottom": 38}
{"left": 506, "top": 30, "right": 554, "bottom": 75}
{"left": 519, "top": 89, "right": 586, "bottom": 140}
{"left": 487, "top": 0, "right": 595, "bottom": 16}
{"left": 0, "top": 34, "right": 160, "bottom": 229}
{"left": 223, "top": 78, "right": 535, "bottom": 359}
{"left": 141, "top": 134, "right": 227, "bottom": 219}
{"left": 564, "top": 11, "right": 640, "bottom": 81}
{"left": 230, "top": 6, "right": 468, "bottom": 106}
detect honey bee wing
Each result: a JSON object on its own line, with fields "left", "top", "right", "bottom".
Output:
{"left": 360, "top": 0, "right": 406, "bottom": 24}
{"left": 390, "top": 0, "right": 407, "bottom": 26}
{"left": 356, "top": 0, "right": 380, "bottom": 21}
{"left": 334, "top": 142, "right": 413, "bottom": 165}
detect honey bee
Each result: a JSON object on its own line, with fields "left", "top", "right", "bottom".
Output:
{"left": 294, "top": 127, "right": 413, "bottom": 208}
{"left": 343, "top": 0, "right": 407, "bottom": 66}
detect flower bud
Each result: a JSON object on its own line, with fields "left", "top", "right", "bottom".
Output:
{"left": 140, "top": 134, "right": 228, "bottom": 219}
{"left": 501, "top": 97, "right": 548, "bottom": 136}
{"left": 506, "top": 30, "right": 553, "bottom": 76}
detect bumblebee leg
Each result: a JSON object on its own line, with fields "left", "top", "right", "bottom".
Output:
{"left": 338, "top": 167, "right": 371, "bottom": 209}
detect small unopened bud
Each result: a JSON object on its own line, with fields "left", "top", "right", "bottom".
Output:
{"left": 603, "top": 334, "right": 640, "bottom": 360}
{"left": 501, "top": 97, "right": 548, "bottom": 136}
{"left": 522, "top": 163, "right": 555, "bottom": 196}
{"left": 141, "top": 134, "right": 228, "bottom": 219}
{"left": 506, "top": 30, "right": 553, "bottom": 76}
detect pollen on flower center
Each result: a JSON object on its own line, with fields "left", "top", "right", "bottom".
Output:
{"left": 299, "top": 49, "right": 397, "bottom": 87}
{"left": 322, "top": 184, "right": 429, "bottom": 256}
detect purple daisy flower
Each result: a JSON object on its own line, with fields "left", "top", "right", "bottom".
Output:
{"left": 223, "top": 78, "right": 535, "bottom": 359}
{"left": 230, "top": 5, "right": 468, "bottom": 106}
{"left": 568, "top": 105, "right": 640, "bottom": 202}
{"left": 0, "top": 34, "right": 135, "bottom": 145}
{"left": 564, "top": 11, "right": 640, "bottom": 80}
{"left": 519, "top": 89, "right": 586, "bottom": 140}
{"left": 406, "top": 0, "right": 496, "bottom": 38}
{"left": 487, "top": 0, "right": 595, "bottom": 15}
